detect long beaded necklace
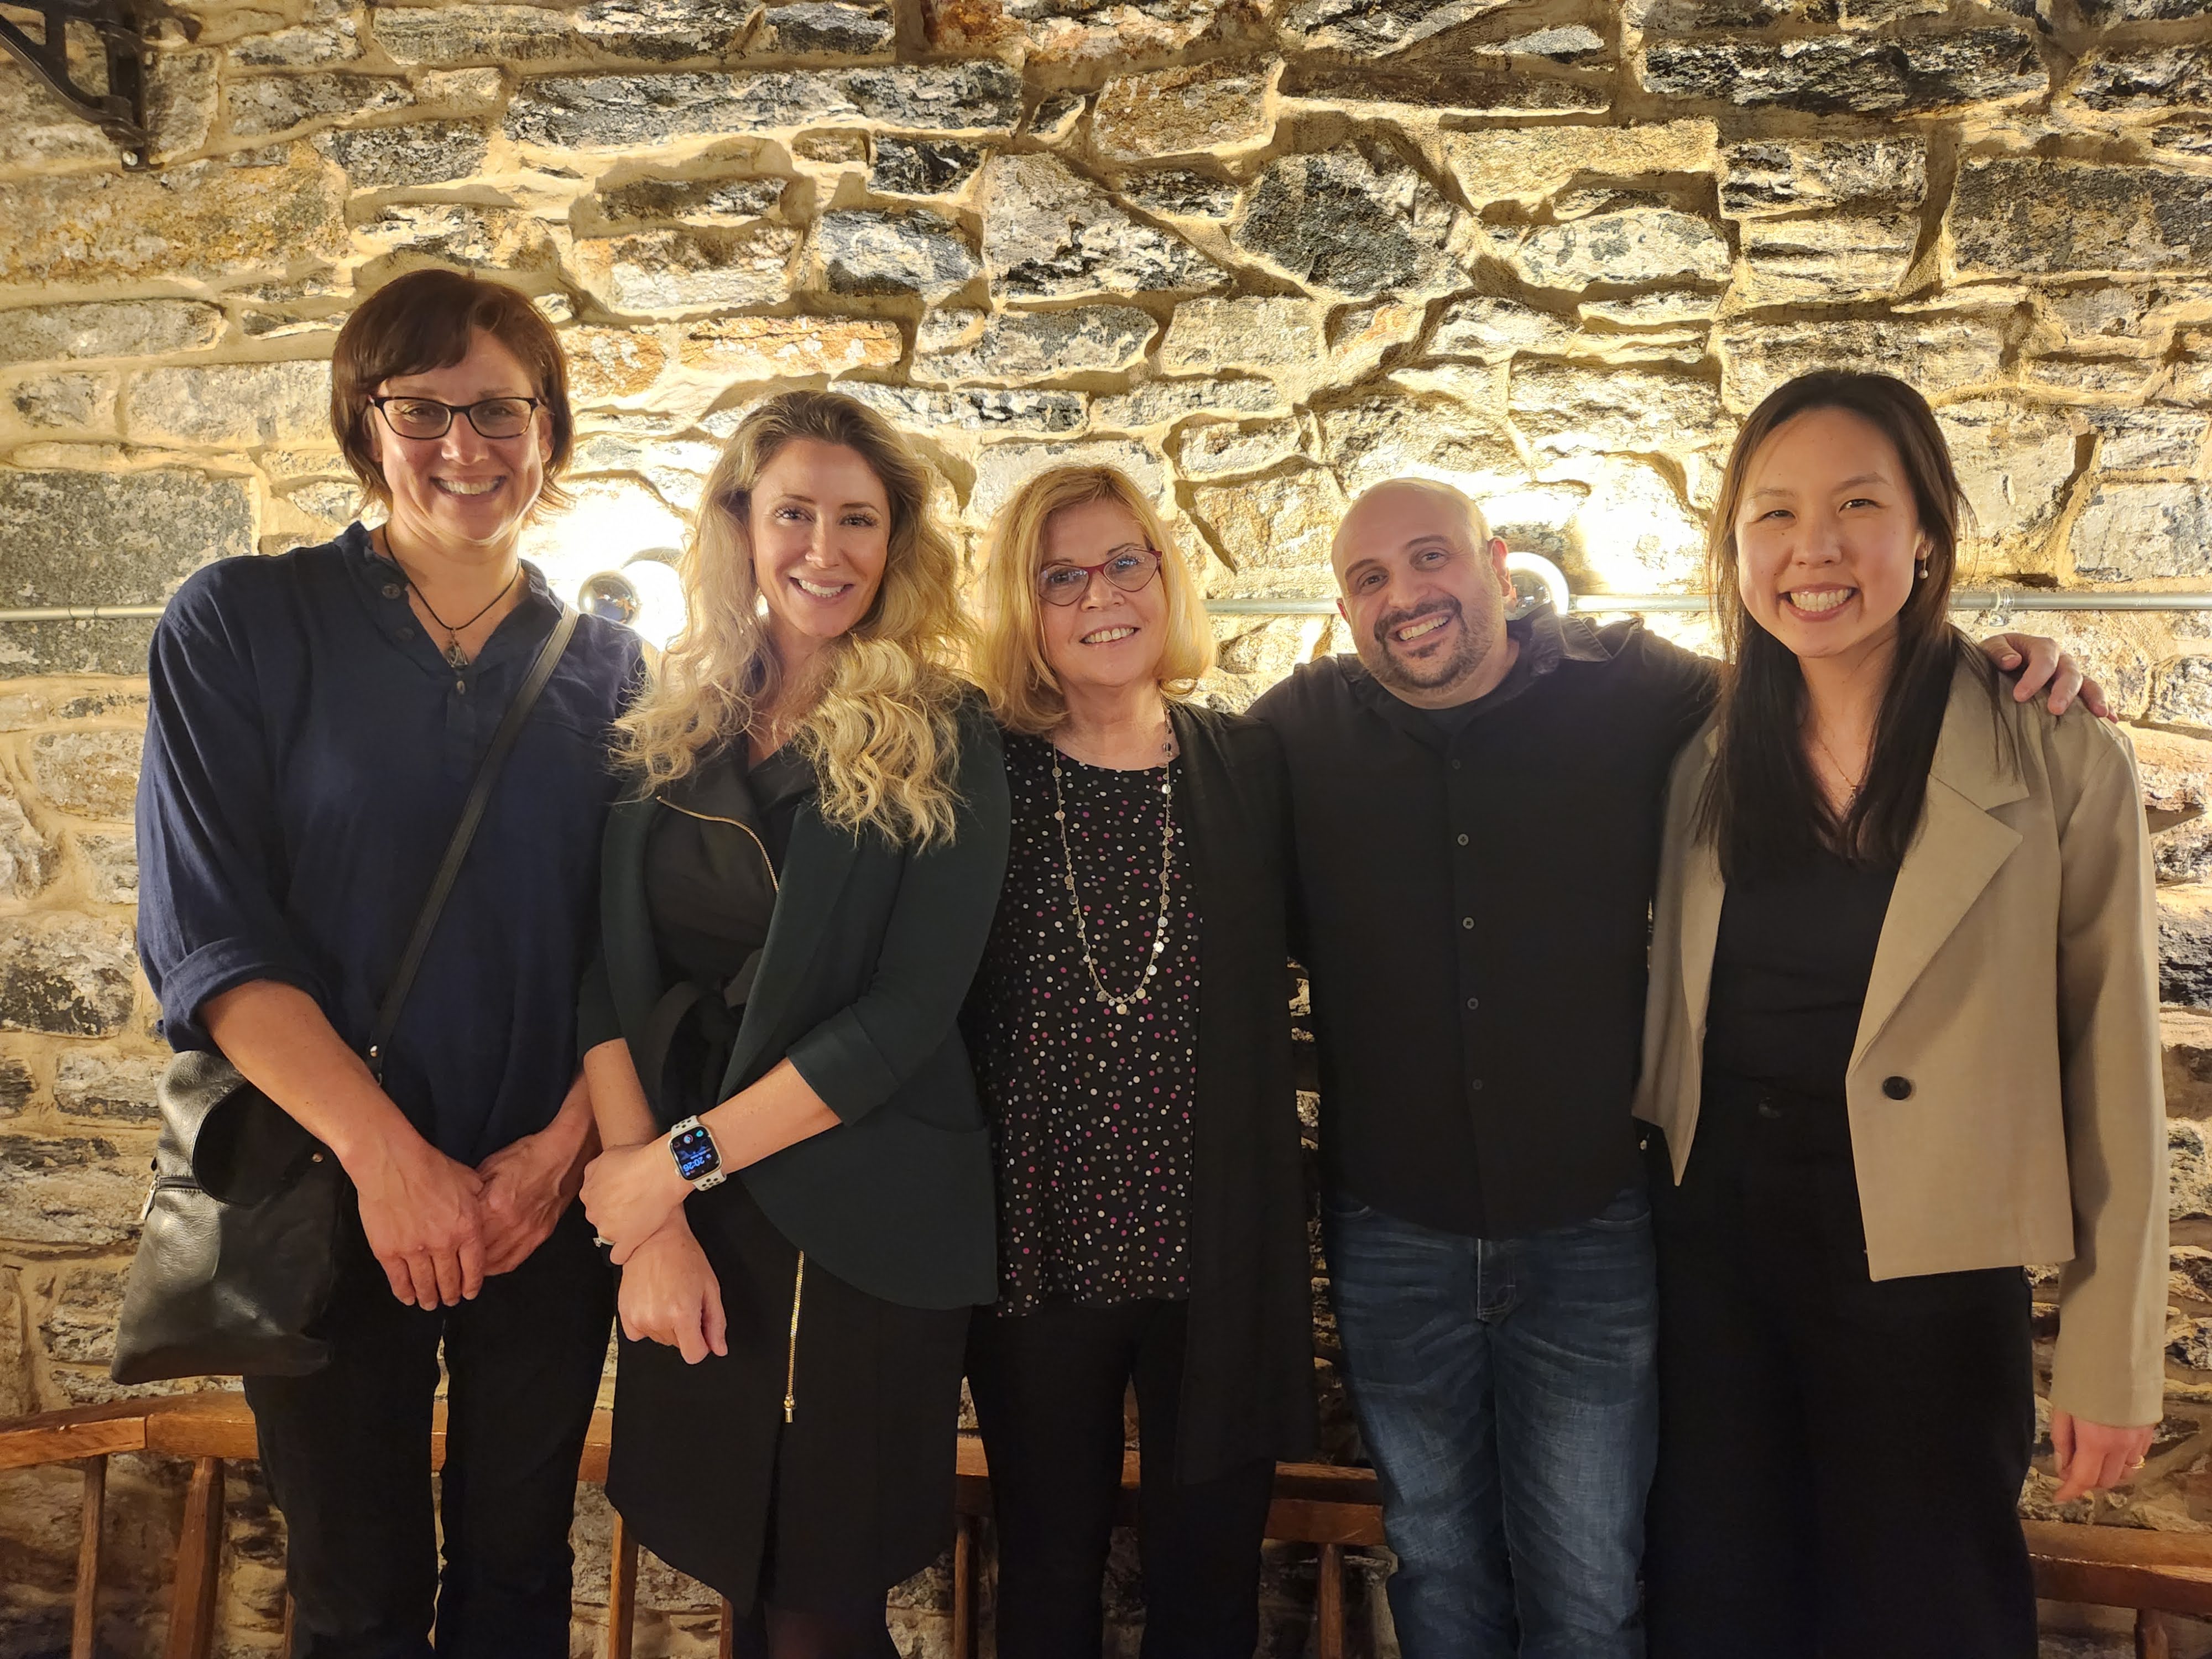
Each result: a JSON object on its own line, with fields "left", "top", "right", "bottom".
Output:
{"left": 1048, "top": 740, "right": 1176, "bottom": 1018}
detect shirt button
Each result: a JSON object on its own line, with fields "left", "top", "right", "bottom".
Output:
{"left": 1462, "top": 916, "right": 1474, "bottom": 929}
{"left": 1469, "top": 1078, "right": 1484, "bottom": 1092}
{"left": 1451, "top": 759, "right": 1462, "bottom": 770}
{"left": 1457, "top": 833, "right": 1469, "bottom": 846}
{"left": 382, "top": 582, "right": 403, "bottom": 599}
{"left": 454, "top": 679, "right": 467, "bottom": 695}
{"left": 1466, "top": 997, "right": 1480, "bottom": 1010}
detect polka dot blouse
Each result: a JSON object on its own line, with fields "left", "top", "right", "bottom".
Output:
{"left": 963, "top": 732, "right": 1199, "bottom": 1317}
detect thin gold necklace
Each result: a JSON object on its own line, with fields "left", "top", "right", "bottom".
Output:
{"left": 1048, "top": 744, "right": 1176, "bottom": 1017}
{"left": 1811, "top": 728, "right": 1865, "bottom": 807}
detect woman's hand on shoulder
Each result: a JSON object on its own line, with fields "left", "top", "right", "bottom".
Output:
{"left": 617, "top": 1213, "right": 728, "bottom": 1365}
{"left": 2050, "top": 1408, "right": 2156, "bottom": 1503}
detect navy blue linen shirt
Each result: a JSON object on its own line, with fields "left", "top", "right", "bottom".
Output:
{"left": 136, "top": 522, "right": 642, "bottom": 1163}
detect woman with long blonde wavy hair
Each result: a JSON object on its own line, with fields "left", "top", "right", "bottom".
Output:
{"left": 961, "top": 463, "right": 1314, "bottom": 1656}
{"left": 574, "top": 390, "right": 1010, "bottom": 1657}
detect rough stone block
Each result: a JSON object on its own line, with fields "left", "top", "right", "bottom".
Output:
{"left": 598, "top": 173, "right": 784, "bottom": 225}
{"left": 2074, "top": 44, "right": 2212, "bottom": 114}
{"left": 2153, "top": 656, "right": 2212, "bottom": 732}
{"left": 1190, "top": 467, "right": 1350, "bottom": 596}
{"left": 981, "top": 154, "right": 1226, "bottom": 301}
{"left": 75, "top": 833, "right": 138, "bottom": 906}
{"left": 227, "top": 72, "right": 414, "bottom": 137}
{"left": 1281, "top": 35, "right": 1608, "bottom": 117}
{"left": 1936, "top": 399, "right": 2080, "bottom": 553}
{"left": 1951, "top": 158, "right": 2212, "bottom": 278}
{"left": 0, "top": 301, "right": 226, "bottom": 369}
{"left": 1321, "top": 372, "right": 1524, "bottom": 497}
{"left": 1233, "top": 142, "right": 1474, "bottom": 302}
{"left": 362, "top": 204, "right": 567, "bottom": 273}
{"left": 1117, "top": 170, "right": 1239, "bottom": 220}
{"left": 0, "top": 915, "right": 137, "bottom": 1039}
{"left": 1734, "top": 212, "right": 1919, "bottom": 305}
{"left": 1720, "top": 315, "right": 2004, "bottom": 411}
{"left": 1511, "top": 205, "right": 1731, "bottom": 291}
{"left": 0, "top": 1267, "right": 32, "bottom": 1417}
{"left": 1281, "top": 0, "right": 1514, "bottom": 55}
{"left": 1561, "top": 456, "right": 1703, "bottom": 589}
{"left": 920, "top": 0, "right": 1242, "bottom": 66}
{"left": 1721, "top": 138, "right": 1927, "bottom": 221}
{"left": 0, "top": 58, "right": 125, "bottom": 169}
{"left": 1174, "top": 418, "right": 1307, "bottom": 479}
{"left": 8, "top": 373, "right": 117, "bottom": 432}
{"left": 314, "top": 121, "right": 490, "bottom": 188}
{"left": 815, "top": 209, "right": 978, "bottom": 301}
{"left": 842, "top": 383, "right": 1087, "bottom": 436}
{"left": 1441, "top": 121, "right": 1718, "bottom": 209}
{"left": 1639, "top": 30, "right": 2046, "bottom": 114}
{"left": 233, "top": 15, "right": 364, "bottom": 67}
{"left": 1159, "top": 299, "right": 1323, "bottom": 375}
{"left": 0, "top": 1058, "right": 30, "bottom": 1118}
{"left": 2072, "top": 483, "right": 2212, "bottom": 581}
{"left": 2092, "top": 408, "right": 2210, "bottom": 472}
{"left": 2164, "top": 884, "right": 2212, "bottom": 1006}
{"left": 676, "top": 315, "right": 900, "bottom": 383}
{"left": 39, "top": 1265, "right": 129, "bottom": 1364}
{"left": 1430, "top": 295, "right": 1578, "bottom": 361}
{"left": 1092, "top": 61, "right": 1279, "bottom": 161}
{"left": 145, "top": 49, "right": 220, "bottom": 159}
{"left": 916, "top": 306, "right": 1154, "bottom": 385}
{"left": 0, "top": 780, "right": 56, "bottom": 901}
{"left": 0, "top": 471, "right": 253, "bottom": 612}
{"left": 123, "top": 361, "right": 331, "bottom": 448}
{"left": 754, "top": 1, "right": 896, "bottom": 56}
{"left": 0, "top": 1131, "right": 144, "bottom": 1245}
{"left": 1502, "top": 23, "right": 1609, "bottom": 59}
{"left": 577, "top": 0, "right": 766, "bottom": 59}
{"left": 507, "top": 64, "right": 1024, "bottom": 150}
{"left": 2132, "top": 727, "right": 2212, "bottom": 832}
{"left": 572, "top": 223, "right": 802, "bottom": 314}
{"left": 868, "top": 139, "right": 986, "bottom": 198}
{"left": 968, "top": 440, "right": 1166, "bottom": 526}
{"left": 0, "top": 154, "right": 349, "bottom": 287}
{"left": 1509, "top": 362, "right": 1730, "bottom": 456}
{"left": 1090, "top": 378, "right": 1284, "bottom": 431}
{"left": 374, "top": 3, "right": 583, "bottom": 64}
{"left": 28, "top": 731, "right": 141, "bottom": 822}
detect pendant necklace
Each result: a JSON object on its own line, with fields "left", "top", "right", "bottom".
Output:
{"left": 1049, "top": 732, "right": 1177, "bottom": 1018}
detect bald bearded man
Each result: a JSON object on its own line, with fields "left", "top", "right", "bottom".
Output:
{"left": 1249, "top": 478, "right": 2091, "bottom": 1658}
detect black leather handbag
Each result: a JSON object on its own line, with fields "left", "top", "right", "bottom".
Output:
{"left": 111, "top": 608, "right": 580, "bottom": 1385}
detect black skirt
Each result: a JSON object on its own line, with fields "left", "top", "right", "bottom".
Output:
{"left": 605, "top": 1177, "right": 969, "bottom": 1613}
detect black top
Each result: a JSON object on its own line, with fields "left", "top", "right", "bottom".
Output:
{"left": 641, "top": 745, "right": 816, "bottom": 1121}
{"left": 582, "top": 700, "right": 1012, "bottom": 1310}
{"left": 965, "top": 735, "right": 1199, "bottom": 1315}
{"left": 137, "top": 523, "right": 641, "bottom": 1162}
{"left": 1251, "top": 609, "right": 1718, "bottom": 1240}
{"left": 1703, "top": 848, "right": 1901, "bottom": 1103}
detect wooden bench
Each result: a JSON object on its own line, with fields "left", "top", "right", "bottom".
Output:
{"left": 1, "top": 1390, "right": 2202, "bottom": 1658}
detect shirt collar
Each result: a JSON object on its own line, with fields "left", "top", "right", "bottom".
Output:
{"left": 345, "top": 518, "right": 559, "bottom": 610}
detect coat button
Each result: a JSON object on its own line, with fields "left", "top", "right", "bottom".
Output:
{"left": 382, "top": 582, "right": 404, "bottom": 599}
{"left": 1882, "top": 1075, "right": 1913, "bottom": 1100}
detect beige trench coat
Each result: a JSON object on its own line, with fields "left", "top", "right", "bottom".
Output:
{"left": 1634, "top": 660, "right": 2169, "bottom": 1428}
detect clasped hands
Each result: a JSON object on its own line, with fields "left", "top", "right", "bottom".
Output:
{"left": 583, "top": 1135, "right": 730, "bottom": 1365}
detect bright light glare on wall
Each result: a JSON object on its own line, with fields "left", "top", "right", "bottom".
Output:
{"left": 576, "top": 550, "right": 688, "bottom": 650}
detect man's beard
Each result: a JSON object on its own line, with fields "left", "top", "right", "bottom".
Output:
{"left": 1368, "top": 597, "right": 1485, "bottom": 694}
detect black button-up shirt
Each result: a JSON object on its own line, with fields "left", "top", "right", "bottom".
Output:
{"left": 1251, "top": 609, "right": 1717, "bottom": 1239}
{"left": 136, "top": 523, "right": 641, "bottom": 1162}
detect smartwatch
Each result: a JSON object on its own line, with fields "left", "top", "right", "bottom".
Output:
{"left": 667, "top": 1115, "right": 727, "bottom": 1191}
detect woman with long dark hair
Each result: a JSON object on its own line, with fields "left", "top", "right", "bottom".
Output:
{"left": 1635, "top": 370, "right": 2166, "bottom": 1657}
{"left": 573, "top": 390, "right": 1009, "bottom": 1658}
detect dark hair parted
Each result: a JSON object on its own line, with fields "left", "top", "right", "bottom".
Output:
{"left": 1699, "top": 369, "right": 2010, "bottom": 878}
{"left": 329, "top": 268, "right": 575, "bottom": 512}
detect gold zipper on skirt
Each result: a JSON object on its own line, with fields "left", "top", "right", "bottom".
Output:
{"left": 784, "top": 1252, "right": 805, "bottom": 1423}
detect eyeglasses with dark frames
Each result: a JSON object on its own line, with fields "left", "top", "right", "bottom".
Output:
{"left": 368, "top": 394, "right": 545, "bottom": 441}
{"left": 1037, "top": 544, "right": 1162, "bottom": 606}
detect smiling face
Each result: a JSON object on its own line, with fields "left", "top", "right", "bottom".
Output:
{"left": 1036, "top": 494, "right": 1169, "bottom": 702}
{"left": 745, "top": 436, "right": 893, "bottom": 665}
{"left": 1331, "top": 480, "right": 1516, "bottom": 707}
{"left": 1733, "top": 405, "right": 1928, "bottom": 676}
{"left": 368, "top": 327, "right": 552, "bottom": 559}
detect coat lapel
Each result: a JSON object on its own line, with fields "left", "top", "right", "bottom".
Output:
{"left": 1850, "top": 671, "right": 2027, "bottom": 1068}
{"left": 1677, "top": 731, "right": 1725, "bottom": 1040}
{"left": 601, "top": 798, "right": 661, "bottom": 1044}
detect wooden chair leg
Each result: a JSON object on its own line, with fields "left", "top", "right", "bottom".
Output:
{"left": 163, "top": 1455, "right": 225, "bottom": 1659}
{"left": 281, "top": 1594, "right": 295, "bottom": 1659}
{"left": 71, "top": 1455, "right": 106, "bottom": 1659}
{"left": 951, "top": 1515, "right": 975, "bottom": 1659}
{"left": 607, "top": 1510, "right": 639, "bottom": 1659}
{"left": 2138, "top": 1609, "right": 2172, "bottom": 1659}
{"left": 1316, "top": 1541, "right": 1343, "bottom": 1659}
{"left": 719, "top": 1595, "right": 735, "bottom": 1659}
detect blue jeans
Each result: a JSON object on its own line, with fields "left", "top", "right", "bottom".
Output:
{"left": 1323, "top": 1185, "right": 1658, "bottom": 1659}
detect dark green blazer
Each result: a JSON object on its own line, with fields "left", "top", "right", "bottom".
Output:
{"left": 583, "top": 704, "right": 1011, "bottom": 1310}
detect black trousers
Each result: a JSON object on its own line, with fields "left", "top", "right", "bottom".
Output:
{"left": 1644, "top": 1078, "right": 2037, "bottom": 1659}
{"left": 966, "top": 1298, "right": 1277, "bottom": 1659}
{"left": 243, "top": 1204, "right": 613, "bottom": 1659}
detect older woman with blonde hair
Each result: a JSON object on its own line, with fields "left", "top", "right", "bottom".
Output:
{"left": 574, "top": 389, "right": 1009, "bottom": 1658}
{"left": 964, "top": 464, "right": 1315, "bottom": 1656}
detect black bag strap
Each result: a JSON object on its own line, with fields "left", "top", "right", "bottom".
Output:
{"left": 366, "top": 606, "right": 580, "bottom": 1082}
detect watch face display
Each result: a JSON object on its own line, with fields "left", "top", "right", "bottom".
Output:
{"left": 671, "top": 1124, "right": 721, "bottom": 1181}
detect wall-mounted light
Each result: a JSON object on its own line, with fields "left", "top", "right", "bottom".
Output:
{"left": 573, "top": 547, "right": 688, "bottom": 650}
{"left": 1505, "top": 551, "right": 1571, "bottom": 620}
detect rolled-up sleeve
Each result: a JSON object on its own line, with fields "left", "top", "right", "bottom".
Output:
{"left": 135, "top": 570, "right": 321, "bottom": 1051}
{"left": 785, "top": 707, "right": 1011, "bottom": 1122}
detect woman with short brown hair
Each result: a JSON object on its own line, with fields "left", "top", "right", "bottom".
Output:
{"left": 137, "top": 265, "right": 639, "bottom": 1657}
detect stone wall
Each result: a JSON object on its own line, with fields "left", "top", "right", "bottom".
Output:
{"left": 2, "top": 0, "right": 2211, "bottom": 1649}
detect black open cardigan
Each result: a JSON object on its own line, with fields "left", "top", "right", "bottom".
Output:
{"left": 1149, "top": 703, "right": 1317, "bottom": 1481}
{"left": 580, "top": 702, "right": 1012, "bottom": 1311}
